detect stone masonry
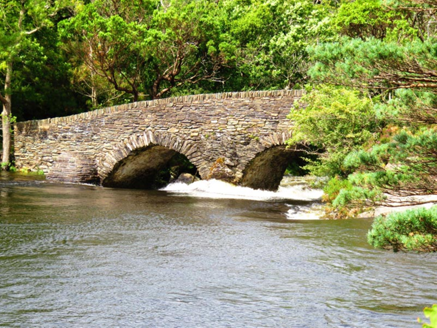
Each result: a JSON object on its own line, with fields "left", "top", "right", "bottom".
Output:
{"left": 14, "top": 90, "right": 302, "bottom": 190}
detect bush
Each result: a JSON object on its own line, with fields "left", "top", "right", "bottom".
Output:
{"left": 367, "top": 206, "right": 437, "bottom": 252}
{"left": 288, "top": 85, "right": 380, "bottom": 178}
{"left": 418, "top": 304, "right": 437, "bottom": 328}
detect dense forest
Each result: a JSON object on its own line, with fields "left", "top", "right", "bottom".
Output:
{"left": 1, "top": 0, "right": 437, "bottom": 249}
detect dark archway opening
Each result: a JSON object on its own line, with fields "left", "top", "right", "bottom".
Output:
{"left": 241, "top": 146, "right": 314, "bottom": 191}
{"left": 102, "top": 145, "right": 199, "bottom": 189}
{"left": 284, "top": 154, "right": 312, "bottom": 176}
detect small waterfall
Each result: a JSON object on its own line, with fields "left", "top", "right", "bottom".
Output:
{"left": 161, "top": 176, "right": 323, "bottom": 202}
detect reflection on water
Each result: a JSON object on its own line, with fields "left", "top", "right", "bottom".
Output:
{"left": 0, "top": 172, "right": 436, "bottom": 327}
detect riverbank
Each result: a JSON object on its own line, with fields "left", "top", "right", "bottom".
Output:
{"left": 360, "top": 194, "right": 437, "bottom": 218}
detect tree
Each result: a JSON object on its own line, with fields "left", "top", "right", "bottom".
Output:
{"left": 309, "top": 0, "right": 437, "bottom": 125}
{"left": 309, "top": 38, "right": 437, "bottom": 124}
{"left": 59, "top": 0, "right": 236, "bottom": 102}
{"left": 0, "top": 0, "right": 72, "bottom": 168}
{"left": 12, "top": 25, "right": 86, "bottom": 120}
{"left": 65, "top": 39, "right": 124, "bottom": 109}
{"left": 224, "top": 0, "right": 336, "bottom": 90}
{"left": 290, "top": 0, "right": 437, "bottom": 218}
{"left": 332, "top": 0, "right": 406, "bottom": 39}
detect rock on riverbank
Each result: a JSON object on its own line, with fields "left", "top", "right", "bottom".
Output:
{"left": 360, "top": 194, "right": 437, "bottom": 218}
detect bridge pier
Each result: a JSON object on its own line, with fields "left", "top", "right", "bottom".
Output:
{"left": 48, "top": 151, "right": 99, "bottom": 184}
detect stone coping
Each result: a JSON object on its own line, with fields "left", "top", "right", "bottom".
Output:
{"left": 16, "top": 89, "right": 303, "bottom": 126}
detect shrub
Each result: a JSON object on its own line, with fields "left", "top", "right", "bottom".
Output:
{"left": 418, "top": 304, "right": 437, "bottom": 328}
{"left": 288, "top": 85, "right": 380, "bottom": 178}
{"left": 367, "top": 206, "right": 437, "bottom": 252}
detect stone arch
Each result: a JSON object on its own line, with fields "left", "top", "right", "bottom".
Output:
{"left": 258, "top": 131, "right": 293, "bottom": 149}
{"left": 239, "top": 131, "right": 303, "bottom": 191}
{"left": 96, "top": 130, "right": 205, "bottom": 188}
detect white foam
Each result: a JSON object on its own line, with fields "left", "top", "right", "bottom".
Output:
{"left": 162, "top": 178, "right": 323, "bottom": 202}
{"left": 286, "top": 204, "right": 325, "bottom": 220}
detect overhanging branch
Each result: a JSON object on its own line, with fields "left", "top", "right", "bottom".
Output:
{"left": 0, "top": 93, "right": 8, "bottom": 106}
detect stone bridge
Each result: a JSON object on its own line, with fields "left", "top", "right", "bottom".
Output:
{"left": 14, "top": 90, "right": 303, "bottom": 190}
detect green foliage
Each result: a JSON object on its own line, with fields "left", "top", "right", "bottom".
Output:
{"left": 308, "top": 37, "right": 437, "bottom": 96}
{"left": 60, "top": 0, "right": 237, "bottom": 102}
{"left": 317, "top": 125, "right": 437, "bottom": 215}
{"left": 225, "top": 0, "right": 336, "bottom": 90}
{"left": 0, "top": 0, "right": 81, "bottom": 167}
{"left": 341, "top": 128, "right": 437, "bottom": 194}
{"left": 288, "top": 85, "right": 380, "bottom": 177}
{"left": 0, "top": 0, "right": 341, "bottom": 114}
{"left": 307, "top": 0, "right": 437, "bottom": 124}
{"left": 56, "top": 0, "right": 337, "bottom": 102}
{"left": 290, "top": 0, "right": 437, "bottom": 216}
{"left": 13, "top": 27, "right": 84, "bottom": 120}
{"left": 153, "top": 152, "right": 198, "bottom": 188}
{"left": 322, "top": 176, "right": 353, "bottom": 203}
{"left": 17, "top": 167, "right": 45, "bottom": 175}
{"left": 332, "top": 185, "right": 380, "bottom": 208}
{"left": 367, "top": 206, "right": 437, "bottom": 252}
{"left": 319, "top": 125, "right": 437, "bottom": 215}
{"left": 0, "top": 0, "right": 70, "bottom": 61}
{"left": 336, "top": 0, "right": 422, "bottom": 42}
{"left": 307, "top": 0, "right": 437, "bottom": 125}
{"left": 318, "top": 175, "right": 380, "bottom": 218}
{"left": 284, "top": 153, "right": 316, "bottom": 176}
{"left": 418, "top": 304, "right": 437, "bottom": 328}
{"left": 334, "top": 0, "right": 404, "bottom": 39}
{"left": 0, "top": 113, "right": 16, "bottom": 130}
{"left": 1, "top": 161, "right": 16, "bottom": 172}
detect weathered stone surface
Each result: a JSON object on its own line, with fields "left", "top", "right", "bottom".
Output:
{"left": 14, "top": 90, "right": 302, "bottom": 190}
{"left": 207, "top": 158, "right": 235, "bottom": 183}
{"left": 358, "top": 194, "right": 437, "bottom": 218}
{"left": 47, "top": 152, "right": 99, "bottom": 184}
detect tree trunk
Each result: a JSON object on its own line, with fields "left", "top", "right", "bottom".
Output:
{"left": 1, "top": 61, "right": 12, "bottom": 169}
{"left": 91, "top": 85, "right": 97, "bottom": 108}
{"left": 89, "top": 44, "right": 98, "bottom": 108}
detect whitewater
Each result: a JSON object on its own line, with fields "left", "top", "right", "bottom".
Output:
{"left": 161, "top": 176, "right": 324, "bottom": 220}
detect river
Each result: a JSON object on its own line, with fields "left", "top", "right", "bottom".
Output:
{"left": 0, "top": 172, "right": 436, "bottom": 327}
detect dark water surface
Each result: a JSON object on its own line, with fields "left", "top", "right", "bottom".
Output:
{"left": 0, "top": 173, "right": 436, "bottom": 327}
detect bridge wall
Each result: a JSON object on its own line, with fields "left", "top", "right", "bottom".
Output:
{"left": 14, "top": 90, "right": 302, "bottom": 186}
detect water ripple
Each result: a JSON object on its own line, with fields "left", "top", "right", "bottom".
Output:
{"left": 0, "top": 178, "right": 436, "bottom": 327}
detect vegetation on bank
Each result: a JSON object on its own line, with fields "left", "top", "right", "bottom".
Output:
{"left": 290, "top": 0, "right": 437, "bottom": 213}
{"left": 418, "top": 304, "right": 437, "bottom": 328}
{"left": 368, "top": 206, "right": 437, "bottom": 252}
{"left": 286, "top": 0, "right": 437, "bottom": 251}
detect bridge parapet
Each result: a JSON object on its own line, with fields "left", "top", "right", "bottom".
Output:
{"left": 14, "top": 89, "right": 302, "bottom": 189}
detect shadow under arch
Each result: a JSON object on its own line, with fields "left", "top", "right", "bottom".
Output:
{"left": 97, "top": 131, "right": 201, "bottom": 189}
{"left": 240, "top": 132, "right": 307, "bottom": 191}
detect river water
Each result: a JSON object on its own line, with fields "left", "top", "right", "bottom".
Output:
{"left": 0, "top": 172, "right": 436, "bottom": 327}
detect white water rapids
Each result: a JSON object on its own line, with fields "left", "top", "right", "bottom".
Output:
{"left": 162, "top": 176, "right": 325, "bottom": 220}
